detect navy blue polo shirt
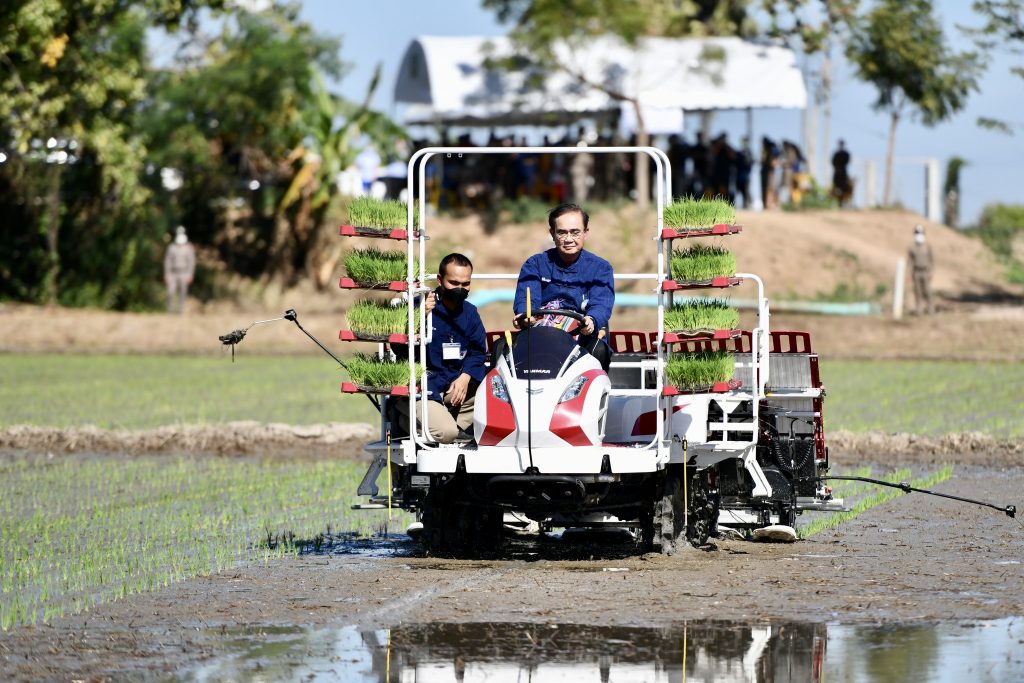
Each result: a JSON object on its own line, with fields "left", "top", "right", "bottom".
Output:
{"left": 514, "top": 249, "right": 615, "bottom": 331}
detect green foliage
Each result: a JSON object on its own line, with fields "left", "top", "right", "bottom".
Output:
{"left": 348, "top": 197, "right": 416, "bottom": 230}
{"left": 813, "top": 281, "right": 888, "bottom": 303}
{"left": 782, "top": 180, "right": 838, "bottom": 211}
{"left": 345, "top": 354, "right": 420, "bottom": 388}
{"left": 665, "top": 352, "right": 734, "bottom": 389}
{"left": 502, "top": 197, "right": 553, "bottom": 224}
{"left": 346, "top": 299, "right": 416, "bottom": 337}
{"left": 0, "top": 454, "right": 411, "bottom": 630}
{"left": 343, "top": 247, "right": 416, "bottom": 283}
{"left": 975, "top": 203, "right": 1024, "bottom": 256}
{"left": 663, "top": 299, "right": 739, "bottom": 332}
{"left": 670, "top": 244, "right": 736, "bottom": 281}
{"left": 663, "top": 196, "right": 736, "bottom": 229}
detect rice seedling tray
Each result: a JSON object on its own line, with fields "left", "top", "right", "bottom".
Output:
{"left": 660, "top": 224, "right": 742, "bottom": 239}
{"left": 340, "top": 382, "right": 411, "bottom": 396}
{"left": 338, "top": 330, "right": 417, "bottom": 344}
{"left": 339, "top": 225, "right": 418, "bottom": 240}
{"left": 663, "top": 329, "right": 742, "bottom": 342}
{"left": 662, "top": 379, "right": 743, "bottom": 395}
{"left": 338, "top": 277, "right": 409, "bottom": 291}
{"left": 661, "top": 277, "right": 743, "bottom": 291}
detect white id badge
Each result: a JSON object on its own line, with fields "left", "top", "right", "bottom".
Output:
{"left": 442, "top": 342, "right": 462, "bottom": 360}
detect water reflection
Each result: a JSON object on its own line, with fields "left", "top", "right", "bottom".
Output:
{"left": 180, "top": 618, "right": 1024, "bottom": 683}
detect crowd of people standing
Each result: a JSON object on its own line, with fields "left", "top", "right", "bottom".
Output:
{"left": 364, "top": 130, "right": 853, "bottom": 213}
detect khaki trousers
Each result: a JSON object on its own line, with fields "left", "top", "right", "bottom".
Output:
{"left": 396, "top": 394, "right": 475, "bottom": 443}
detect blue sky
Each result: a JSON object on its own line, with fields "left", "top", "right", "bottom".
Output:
{"left": 300, "top": 0, "right": 1022, "bottom": 225}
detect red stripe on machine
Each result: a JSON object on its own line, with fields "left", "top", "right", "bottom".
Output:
{"left": 550, "top": 370, "right": 604, "bottom": 446}
{"left": 478, "top": 369, "right": 516, "bottom": 446}
{"left": 631, "top": 404, "right": 688, "bottom": 436}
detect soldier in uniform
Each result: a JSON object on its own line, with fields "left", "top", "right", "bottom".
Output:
{"left": 908, "top": 224, "right": 935, "bottom": 315}
{"left": 164, "top": 226, "right": 196, "bottom": 314}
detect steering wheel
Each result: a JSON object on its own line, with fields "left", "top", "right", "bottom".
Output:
{"left": 516, "top": 308, "right": 588, "bottom": 336}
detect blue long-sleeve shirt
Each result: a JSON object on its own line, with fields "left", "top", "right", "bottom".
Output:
{"left": 514, "top": 249, "right": 615, "bottom": 332}
{"left": 393, "top": 293, "right": 487, "bottom": 403}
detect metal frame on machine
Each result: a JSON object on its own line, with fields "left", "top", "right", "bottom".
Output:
{"left": 398, "top": 146, "right": 768, "bottom": 478}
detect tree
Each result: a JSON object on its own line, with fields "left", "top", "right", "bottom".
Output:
{"left": 481, "top": 0, "right": 756, "bottom": 210}
{"left": 0, "top": 0, "right": 221, "bottom": 307}
{"left": 846, "top": 0, "right": 983, "bottom": 206}
{"left": 965, "top": 0, "right": 1023, "bottom": 134}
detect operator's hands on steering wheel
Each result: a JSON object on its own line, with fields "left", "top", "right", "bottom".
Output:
{"left": 513, "top": 309, "right": 594, "bottom": 336}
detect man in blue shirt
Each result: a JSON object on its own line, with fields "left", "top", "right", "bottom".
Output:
{"left": 395, "top": 253, "right": 487, "bottom": 443}
{"left": 513, "top": 203, "right": 615, "bottom": 367}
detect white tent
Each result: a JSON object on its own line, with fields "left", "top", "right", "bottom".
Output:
{"left": 394, "top": 35, "right": 807, "bottom": 133}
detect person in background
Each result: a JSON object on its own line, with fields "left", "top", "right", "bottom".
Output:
{"left": 735, "top": 136, "right": 754, "bottom": 209}
{"left": 393, "top": 253, "right": 487, "bottom": 443}
{"left": 831, "top": 140, "right": 853, "bottom": 207}
{"left": 164, "top": 226, "right": 195, "bottom": 315}
{"left": 908, "top": 224, "right": 935, "bottom": 315}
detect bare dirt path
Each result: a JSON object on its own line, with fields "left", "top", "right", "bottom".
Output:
{"left": 2, "top": 453, "right": 1022, "bottom": 682}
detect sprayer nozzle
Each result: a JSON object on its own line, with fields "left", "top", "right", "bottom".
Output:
{"left": 284, "top": 309, "right": 297, "bottom": 321}
{"left": 219, "top": 329, "right": 246, "bottom": 345}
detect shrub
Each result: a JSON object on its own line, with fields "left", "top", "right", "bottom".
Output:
{"left": 670, "top": 244, "right": 736, "bottom": 281}
{"left": 664, "top": 299, "right": 739, "bottom": 332}
{"left": 343, "top": 247, "right": 417, "bottom": 283}
{"left": 345, "top": 354, "right": 421, "bottom": 388}
{"left": 665, "top": 352, "right": 734, "bottom": 389}
{"left": 975, "top": 203, "right": 1024, "bottom": 257}
{"left": 347, "top": 197, "right": 417, "bottom": 230}
{"left": 663, "top": 196, "right": 736, "bottom": 229}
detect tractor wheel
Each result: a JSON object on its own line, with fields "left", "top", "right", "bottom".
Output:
{"left": 686, "top": 473, "right": 717, "bottom": 547}
{"left": 649, "top": 474, "right": 684, "bottom": 555}
{"left": 421, "top": 487, "right": 503, "bottom": 555}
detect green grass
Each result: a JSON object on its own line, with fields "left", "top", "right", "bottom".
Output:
{"left": 347, "top": 196, "right": 417, "bottom": 230}
{"left": 663, "top": 299, "right": 739, "bottom": 332}
{"left": 345, "top": 354, "right": 421, "bottom": 389}
{"left": 347, "top": 299, "right": 417, "bottom": 337}
{"left": 799, "top": 465, "right": 953, "bottom": 538}
{"left": 670, "top": 244, "right": 737, "bottom": 282}
{"left": 0, "top": 454, "right": 413, "bottom": 631}
{"left": 343, "top": 247, "right": 416, "bottom": 284}
{"left": 663, "top": 196, "right": 736, "bottom": 229}
{"left": 665, "top": 352, "right": 734, "bottom": 389}
{"left": 821, "top": 360, "right": 1024, "bottom": 439}
{"left": 0, "top": 354, "right": 380, "bottom": 429}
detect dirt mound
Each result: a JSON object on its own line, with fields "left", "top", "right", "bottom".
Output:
{"left": 0, "top": 422, "right": 377, "bottom": 456}
{"left": 829, "top": 430, "right": 1024, "bottom": 467}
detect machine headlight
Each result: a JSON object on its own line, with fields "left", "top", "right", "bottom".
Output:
{"left": 559, "top": 375, "right": 588, "bottom": 403}
{"left": 491, "top": 374, "right": 510, "bottom": 403}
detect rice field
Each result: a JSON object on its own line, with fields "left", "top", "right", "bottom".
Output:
{"left": 0, "top": 454, "right": 413, "bottom": 631}
{"left": 0, "top": 355, "right": 1021, "bottom": 437}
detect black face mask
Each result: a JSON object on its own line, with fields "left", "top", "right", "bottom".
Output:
{"left": 439, "top": 285, "right": 469, "bottom": 305}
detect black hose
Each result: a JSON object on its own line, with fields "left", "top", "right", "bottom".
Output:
{"left": 814, "top": 475, "right": 1017, "bottom": 519}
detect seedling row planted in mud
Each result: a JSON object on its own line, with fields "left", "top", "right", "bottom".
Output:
{"left": 0, "top": 455, "right": 412, "bottom": 631}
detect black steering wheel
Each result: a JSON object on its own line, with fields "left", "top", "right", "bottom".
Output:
{"left": 516, "top": 308, "right": 588, "bottom": 336}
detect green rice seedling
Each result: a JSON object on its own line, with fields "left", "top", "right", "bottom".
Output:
{"left": 665, "top": 352, "right": 734, "bottom": 389}
{"left": 348, "top": 196, "right": 418, "bottom": 230}
{"left": 663, "top": 196, "right": 736, "bottom": 230}
{"left": 346, "top": 300, "right": 417, "bottom": 338}
{"left": 345, "top": 354, "right": 421, "bottom": 389}
{"left": 343, "top": 247, "right": 417, "bottom": 284}
{"left": 670, "top": 244, "right": 736, "bottom": 282}
{"left": 799, "top": 465, "right": 953, "bottom": 538}
{"left": 664, "top": 299, "right": 739, "bottom": 333}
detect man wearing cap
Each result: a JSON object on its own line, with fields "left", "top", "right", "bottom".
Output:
{"left": 908, "top": 224, "right": 935, "bottom": 315}
{"left": 164, "top": 226, "right": 196, "bottom": 314}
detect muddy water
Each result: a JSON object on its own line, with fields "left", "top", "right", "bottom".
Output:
{"left": 177, "top": 619, "right": 1024, "bottom": 682}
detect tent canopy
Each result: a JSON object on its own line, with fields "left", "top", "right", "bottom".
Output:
{"left": 394, "top": 35, "right": 807, "bottom": 131}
